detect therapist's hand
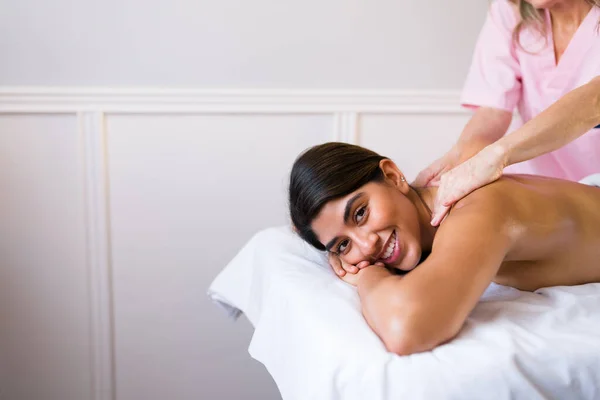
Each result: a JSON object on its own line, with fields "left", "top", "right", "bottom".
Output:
{"left": 430, "top": 143, "right": 507, "bottom": 226}
{"left": 413, "top": 145, "right": 462, "bottom": 187}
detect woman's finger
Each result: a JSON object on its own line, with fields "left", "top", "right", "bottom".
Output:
{"left": 344, "top": 264, "right": 359, "bottom": 274}
{"left": 339, "top": 258, "right": 359, "bottom": 274}
{"left": 328, "top": 253, "right": 345, "bottom": 276}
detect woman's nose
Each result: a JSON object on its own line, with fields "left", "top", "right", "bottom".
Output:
{"left": 355, "top": 231, "right": 379, "bottom": 258}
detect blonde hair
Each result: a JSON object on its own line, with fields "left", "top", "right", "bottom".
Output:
{"left": 510, "top": 0, "right": 600, "bottom": 48}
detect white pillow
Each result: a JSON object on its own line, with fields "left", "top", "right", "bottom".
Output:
{"left": 580, "top": 173, "right": 600, "bottom": 187}
{"left": 207, "top": 225, "right": 331, "bottom": 325}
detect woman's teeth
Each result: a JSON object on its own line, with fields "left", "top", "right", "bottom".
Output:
{"left": 382, "top": 231, "right": 396, "bottom": 259}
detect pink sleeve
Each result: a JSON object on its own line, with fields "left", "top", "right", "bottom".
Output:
{"left": 461, "top": 0, "right": 522, "bottom": 112}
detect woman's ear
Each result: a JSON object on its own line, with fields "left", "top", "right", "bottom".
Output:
{"left": 379, "top": 159, "right": 410, "bottom": 194}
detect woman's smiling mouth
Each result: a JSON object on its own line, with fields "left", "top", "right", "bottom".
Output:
{"left": 379, "top": 230, "right": 401, "bottom": 264}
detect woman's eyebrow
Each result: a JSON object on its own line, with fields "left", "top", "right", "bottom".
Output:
{"left": 343, "top": 192, "right": 364, "bottom": 223}
{"left": 325, "top": 240, "right": 338, "bottom": 252}
{"left": 324, "top": 192, "right": 365, "bottom": 251}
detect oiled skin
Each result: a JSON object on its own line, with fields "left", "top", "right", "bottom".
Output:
{"left": 468, "top": 175, "right": 600, "bottom": 291}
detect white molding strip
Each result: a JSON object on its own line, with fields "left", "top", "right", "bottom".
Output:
{"left": 0, "top": 87, "right": 466, "bottom": 114}
{"left": 333, "top": 112, "right": 359, "bottom": 143}
{"left": 80, "top": 111, "right": 115, "bottom": 400}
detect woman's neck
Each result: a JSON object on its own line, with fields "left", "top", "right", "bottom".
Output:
{"left": 409, "top": 186, "right": 438, "bottom": 252}
{"left": 549, "top": 0, "right": 592, "bottom": 28}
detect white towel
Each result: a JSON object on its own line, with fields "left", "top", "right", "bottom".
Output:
{"left": 579, "top": 173, "right": 600, "bottom": 187}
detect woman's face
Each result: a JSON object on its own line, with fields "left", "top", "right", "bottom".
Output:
{"left": 311, "top": 162, "right": 424, "bottom": 271}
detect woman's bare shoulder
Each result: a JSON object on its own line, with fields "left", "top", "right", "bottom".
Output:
{"left": 450, "top": 176, "right": 514, "bottom": 215}
{"left": 451, "top": 174, "right": 600, "bottom": 223}
{"left": 431, "top": 180, "right": 514, "bottom": 256}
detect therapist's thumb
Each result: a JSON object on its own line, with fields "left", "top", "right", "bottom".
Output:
{"left": 430, "top": 185, "right": 451, "bottom": 226}
{"left": 430, "top": 204, "right": 450, "bottom": 226}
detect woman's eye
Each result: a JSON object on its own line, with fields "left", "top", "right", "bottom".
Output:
{"left": 337, "top": 239, "right": 349, "bottom": 254}
{"left": 355, "top": 206, "right": 367, "bottom": 223}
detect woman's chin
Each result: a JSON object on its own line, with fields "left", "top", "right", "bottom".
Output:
{"left": 396, "top": 263, "right": 418, "bottom": 272}
{"left": 392, "top": 248, "right": 420, "bottom": 271}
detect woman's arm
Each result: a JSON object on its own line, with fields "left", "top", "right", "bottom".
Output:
{"left": 357, "top": 194, "right": 511, "bottom": 355}
{"left": 498, "top": 76, "right": 600, "bottom": 166}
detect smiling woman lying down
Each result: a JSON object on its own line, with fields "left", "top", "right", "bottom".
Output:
{"left": 288, "top": 142, "right": 600, "bottom": 356}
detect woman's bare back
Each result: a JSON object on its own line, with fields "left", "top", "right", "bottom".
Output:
{"left": 459, "top": 175, "right": 600, "bottom": 291}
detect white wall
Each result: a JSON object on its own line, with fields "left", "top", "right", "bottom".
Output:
{"left": 0, "top": 1, "right": 488, "bottom": 400}
{"left": 0, "top": 0, "right": 486, "bottom": 88}
{"left": 0, "top": 91, "right": 471, "bottom": 400}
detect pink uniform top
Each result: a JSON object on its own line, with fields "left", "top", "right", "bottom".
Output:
{"left": 461, "top": 1, "right": 600, "bottom": 181}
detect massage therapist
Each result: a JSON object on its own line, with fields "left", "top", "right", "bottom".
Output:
{"left": 413, "top": 0, "right": 600, "bottom": 225}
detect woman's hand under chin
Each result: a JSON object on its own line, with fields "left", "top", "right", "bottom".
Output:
{"left": 328, "top": 253, "right": 385, "bottom": 287}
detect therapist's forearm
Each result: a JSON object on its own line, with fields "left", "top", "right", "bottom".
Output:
{"left": 497, "top": 77, "right": 600, "bottom": 167}
{"left": 456, "top": 107, "right": 513, "bottom": 160}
